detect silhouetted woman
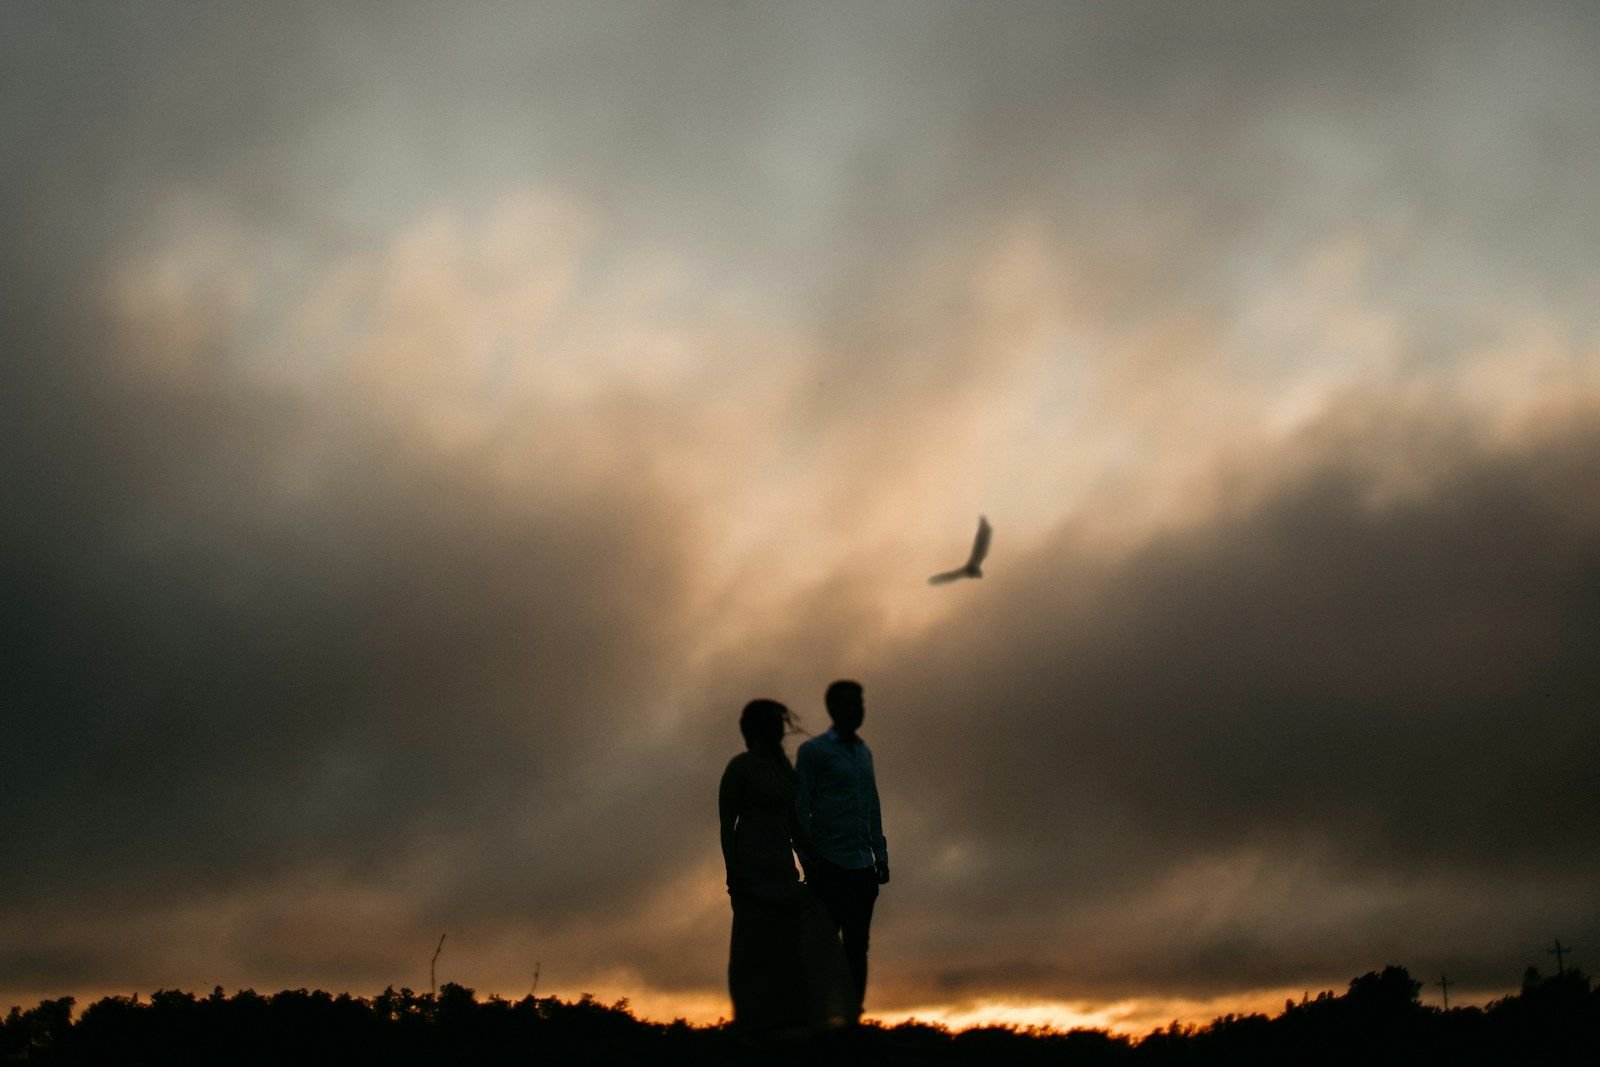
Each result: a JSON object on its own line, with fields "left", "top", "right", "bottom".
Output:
{"left": 719, "top": 699, "right": 853, "bottom": 1035}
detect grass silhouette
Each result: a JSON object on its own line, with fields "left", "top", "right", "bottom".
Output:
{"left": 3, "top": 964, "right": 1594, "bottom": 1064}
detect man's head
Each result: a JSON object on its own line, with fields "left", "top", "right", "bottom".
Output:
{"left": 825, "top": 679, "right": 865, "bottom": 737}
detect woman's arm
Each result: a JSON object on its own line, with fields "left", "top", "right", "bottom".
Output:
{"left": 791, "top": 744, "right": 817, "bottom": 879}
{"left": 718, "top": 757, "right": 743, "bottom": 892}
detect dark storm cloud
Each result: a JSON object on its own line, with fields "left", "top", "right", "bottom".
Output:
{"left": 0, "top": 249, "right": 698, "bottom": 917}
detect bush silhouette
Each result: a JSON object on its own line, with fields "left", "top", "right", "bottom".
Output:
{"left": 2, "top": 964, "right": 1595, "bottom": 1064}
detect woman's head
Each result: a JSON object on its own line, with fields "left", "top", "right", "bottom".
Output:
{"left": 739, "top": 698, "right": 795, "bottom": 751}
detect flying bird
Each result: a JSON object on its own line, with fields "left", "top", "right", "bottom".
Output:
{"left": 928, "top": 515, "right": 992, "bottom": 585}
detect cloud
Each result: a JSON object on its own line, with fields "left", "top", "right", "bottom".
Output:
{"left": 0, "top": 192, "right": 702, "bottom": 930}
{"left": 5, "top": 0, "right": 1600, "bottom": 1021}
{"left": 847, "top": 386, "right": 1600, "bottom": 999}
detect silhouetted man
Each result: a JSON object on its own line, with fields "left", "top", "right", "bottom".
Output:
{"left": 796, "top": 679, "right": 889, "bottom": 1019}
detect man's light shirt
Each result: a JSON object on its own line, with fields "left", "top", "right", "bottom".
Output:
{"left": 795, "top": 728, "right": 887, "bottom": 871}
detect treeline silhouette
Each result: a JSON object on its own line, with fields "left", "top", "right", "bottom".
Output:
{"left": 3, "top": 965, "right": 1594, "bottom": 1064}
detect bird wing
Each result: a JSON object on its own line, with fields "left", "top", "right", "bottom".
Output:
{"left": 966, "top": 515, "right": 992, "bottom": 568}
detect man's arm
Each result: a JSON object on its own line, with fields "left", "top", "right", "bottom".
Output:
{"left": 867, "top": 749, "right": 889, "bottom": 884}
{"left": 787, "top": 793, "right": 817, "bottom": 878}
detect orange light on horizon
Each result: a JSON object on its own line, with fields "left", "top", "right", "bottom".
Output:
{"left": 520, "top": 983, "right": 1331, "bottom": 1036}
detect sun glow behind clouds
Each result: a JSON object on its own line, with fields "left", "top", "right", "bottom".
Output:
{"left": 875, "top": 988, "right": 1305, "bottom": 1036}
{"left": 534, "top": 986, "right": 1342, "bottom": 1037}
{"left": 110, "top": 182, "right": 1600, "bottom": 660}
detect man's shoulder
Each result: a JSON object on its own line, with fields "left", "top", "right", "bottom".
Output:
{"left": 796, "top": 733, "right": 839, "bottom": 759}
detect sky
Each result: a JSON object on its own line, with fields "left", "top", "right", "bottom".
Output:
{"left": 5, "top": 0, "right": 1600, "bottom": 1032}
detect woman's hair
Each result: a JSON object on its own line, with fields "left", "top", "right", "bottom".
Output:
{"left": 739, "top": 698, "right": 797, "bottom": 749}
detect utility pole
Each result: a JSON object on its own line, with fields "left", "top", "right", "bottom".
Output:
{"left": 531, "top": 961, "right": 541, "bottom": 998}
{"left": 1548, "top": 939, "right": 1571, "bottom": 976}
{"left": 1436, "top": 973, "right": 1453, "bottom": 1011}
{"left": 431, "top": 933, "right": 446, "bottom": 996}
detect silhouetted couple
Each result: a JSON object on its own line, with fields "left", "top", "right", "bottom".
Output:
{"left": 718, "top": 680, "right": 890, "bottom": 1037}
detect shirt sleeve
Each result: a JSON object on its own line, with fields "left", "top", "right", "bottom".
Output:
{"left": 866, "top": 748, "right": 887, "bottom": 865}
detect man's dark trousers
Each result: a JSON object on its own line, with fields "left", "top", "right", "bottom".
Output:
{"left": 807, "top": 856, "right": 880, "bottom": 1014}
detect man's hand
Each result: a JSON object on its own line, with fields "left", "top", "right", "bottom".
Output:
{"left": 875, "top": 859, "right": 890, "bottom": 885}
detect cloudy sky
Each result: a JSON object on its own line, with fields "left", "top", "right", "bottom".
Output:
{"left": 5, "top": 0, "right": 1600, "bottom": 1030}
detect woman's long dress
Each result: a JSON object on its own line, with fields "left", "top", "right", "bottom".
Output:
{"left": 720, "top": 749, "right": 853, "bottom": 1032}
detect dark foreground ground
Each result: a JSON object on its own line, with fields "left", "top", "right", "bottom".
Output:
{"left": 4, "top": 965, "right": 1595, "bottom": 1065}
